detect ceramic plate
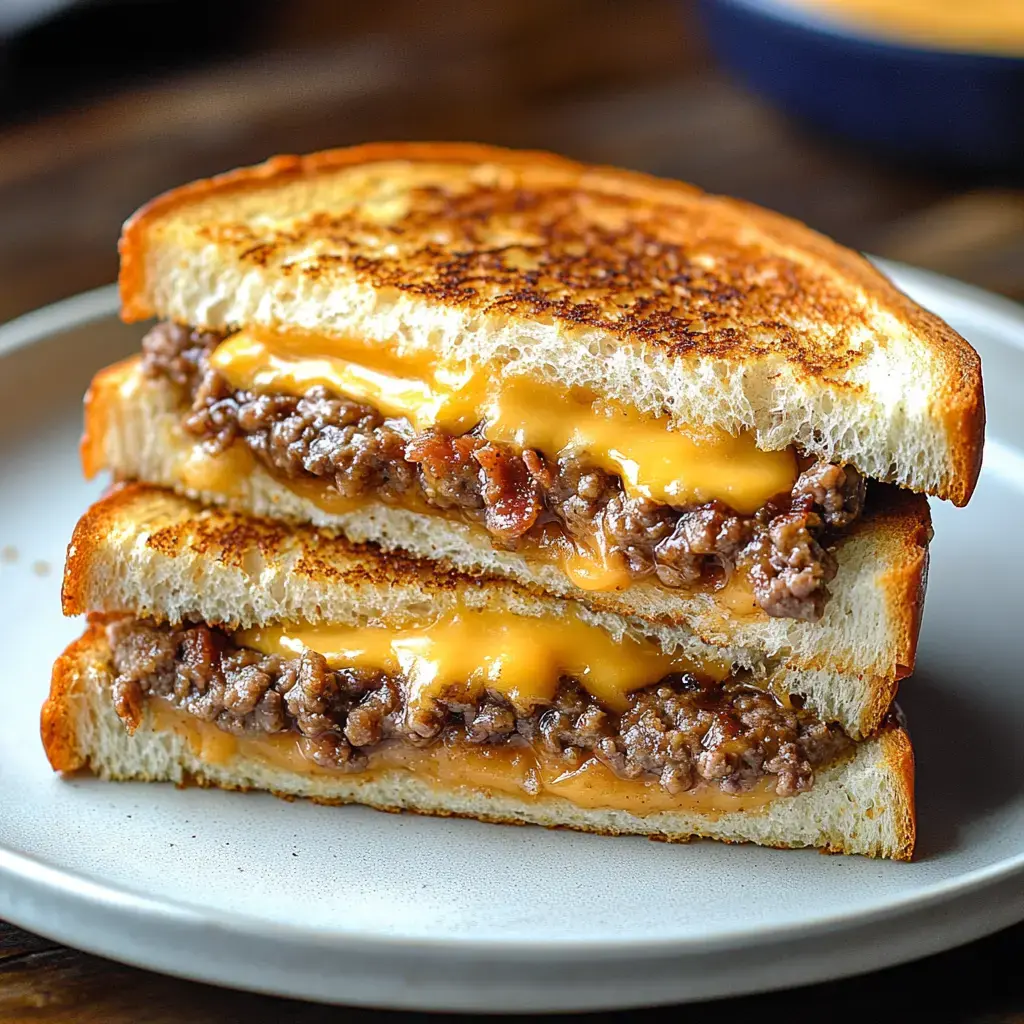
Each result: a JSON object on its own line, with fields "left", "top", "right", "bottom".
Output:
{"left": 0, "top": 265, "right": 1022, "bottom": 1011}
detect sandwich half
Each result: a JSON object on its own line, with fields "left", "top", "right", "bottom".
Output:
{"left": 45, "top": 484, "right": 915, "bottom": 859}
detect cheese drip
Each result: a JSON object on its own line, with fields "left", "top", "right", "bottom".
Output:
{"left": 210, "top": 330, "right": 798, "bottom": 515}
{"left": 236, "top": 606, "right": 730, "bottom": 714}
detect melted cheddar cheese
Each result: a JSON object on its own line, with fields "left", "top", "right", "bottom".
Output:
{"left": 209, "top": 329, "right": 798, "bottom": 515}
{"left": 236, "top": 605, "right": 731, "bottom": 714}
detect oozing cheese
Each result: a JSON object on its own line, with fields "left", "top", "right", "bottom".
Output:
{"left": 236, "top": 605, "right": 731, "bottom": 714}
{"left": 209, "top": 330, "right": 798, "bottom": 515}
{"left": 557, "top": 540, "right": 634, "bottom": 592}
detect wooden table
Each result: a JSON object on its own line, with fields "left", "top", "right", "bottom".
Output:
{"left": 1, "top": 914, "right": 1021, "bottom": 1023}
{"left": 0, "top": 1, "right": 1021, "bottom": 1018}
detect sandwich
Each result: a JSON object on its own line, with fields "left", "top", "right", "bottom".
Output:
{"left": 47, "top": 143, "right": 986, "bottom": 860}
{"left": 80, "top": 142, "right": 982, "bottom": 721}
{"left": 44, "top": 484, "right": 915, "bottom": 859}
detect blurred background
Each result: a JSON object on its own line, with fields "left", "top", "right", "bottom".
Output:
{"left": 0, "top": 0, "right": 1022, "bottom": 324}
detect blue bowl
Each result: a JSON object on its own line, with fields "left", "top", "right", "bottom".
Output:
{"left": 697, "top": 0, "right": 1024, "bottom": 174}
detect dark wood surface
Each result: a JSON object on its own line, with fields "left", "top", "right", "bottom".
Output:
{"left": 0, "top": 1, "right": 1021, "bottom": 1019}
{"left": 1, "top": 915, "right": 1022, "bottom": 1023}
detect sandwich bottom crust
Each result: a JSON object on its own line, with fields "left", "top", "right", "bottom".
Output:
{"left": 105, "top": 616, "right": 853, "bottom": 801}
{"left": 141, "top": 321, "right": 868, "bottom": 622}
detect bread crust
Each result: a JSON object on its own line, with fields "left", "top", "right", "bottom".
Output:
{"left": 878, "top": 722, "right": 917, "bottom": 862}
{"left": 117, "top": 141, "right": 983, "bottom": 505}
{"left": 40, "top": 619, "right": 108, "bottom": 772}
{"left": 62, "top": 482, "right": 471, "bottom": 617}
{"left": 42, "top": 624, "right": 916, "bottom": 859}
{"left": 848, "top": 491, "right": 931, "bottom": 736}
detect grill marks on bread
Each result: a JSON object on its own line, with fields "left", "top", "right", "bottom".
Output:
{"left": 194, "top": 180, "right": 872, "bottom": 384}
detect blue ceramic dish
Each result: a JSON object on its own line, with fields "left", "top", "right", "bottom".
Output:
{"left": 697, "top": 0, "right": 1024, "bottom": 174}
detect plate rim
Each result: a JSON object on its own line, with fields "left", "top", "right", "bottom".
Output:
{"left": 3, "top": 827, "right": 1024, "bottom": 956}
{"left": 1, "top": 264, "right": 1023, "bottom": 1006}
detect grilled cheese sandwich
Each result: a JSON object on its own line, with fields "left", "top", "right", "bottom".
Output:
{"left": 47, "top": 143, "right": 985, "bottom": 860}
{"left": 46, "top": 486, "right": 915, "bottom": 858}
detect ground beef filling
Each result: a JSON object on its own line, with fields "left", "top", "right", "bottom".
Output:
{"left": 142, "top": 322, "right": 866, "bottom": 621}
{"left": 107, "top": 619, "right": 853, "bottom": 799}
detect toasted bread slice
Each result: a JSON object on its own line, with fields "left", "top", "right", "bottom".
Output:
{"left": 42, "top": 622, "right": 916, "bottom": 860}
{"left": 63, "top": 482, "right": 928, "bottom": 739}
{"left": 118, "top": 142, "right": 983, "bottom": 504}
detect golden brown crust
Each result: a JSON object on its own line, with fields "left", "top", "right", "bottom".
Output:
{"left": 61, "top": 495, "right": 110, "bottom": 615}
{"left": 79, "top": 358, "right": 135, "bottom": 480}
{"left": 879, "top": 722, "right": 917, "bottom": 862}
{"left": 61, "top": 482, "right": 476, "bottom": 620}
{"left": 40, "top": 621, "right": 107, "bottom": 772}
{"left": 861, "top": 489, "right": 932, "bottom": 736}
{"left": 879, "top": 492, "right": 933, "bottom": 678}
{"left": 117, "top": 142, "right": 984, "bottom": 504}
{"left": 117, "top": 142, "right": 697, "bottom": 320}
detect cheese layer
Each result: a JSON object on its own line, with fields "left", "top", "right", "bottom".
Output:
{"left": 150, "top": 701, "right": 778, "bottom": 817}
{"left": 210, "top": 330, "right": 798, "bottom": 515}
{"left": 236, "top": 605, "right": 732, "bottom": 714}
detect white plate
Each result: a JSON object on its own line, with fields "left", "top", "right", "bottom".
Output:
{"left": 0, "top": 266, "right": 1022, "bottom": 1012}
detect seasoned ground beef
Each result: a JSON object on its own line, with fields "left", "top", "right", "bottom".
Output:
{"left": 142, "top": 322, "right": 866, "bottom": 621}
{"left": 107, "top": 618, "right": 853, "bottom": 798}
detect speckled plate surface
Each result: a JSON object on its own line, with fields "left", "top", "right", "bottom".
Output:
{"left": 0, "top": 266, "right": 1022, "bottom": 1012}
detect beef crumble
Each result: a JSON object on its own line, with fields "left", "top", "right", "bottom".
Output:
{"left": 107, "top": 618, "right": 853, "bottom": 798}
{"left": 142, "top": 322, "right": 866, "bottom": 621}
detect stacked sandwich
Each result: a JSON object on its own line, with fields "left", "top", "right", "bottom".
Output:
{"left": 43, "top": 143, "right": 984, "bottom": 859}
